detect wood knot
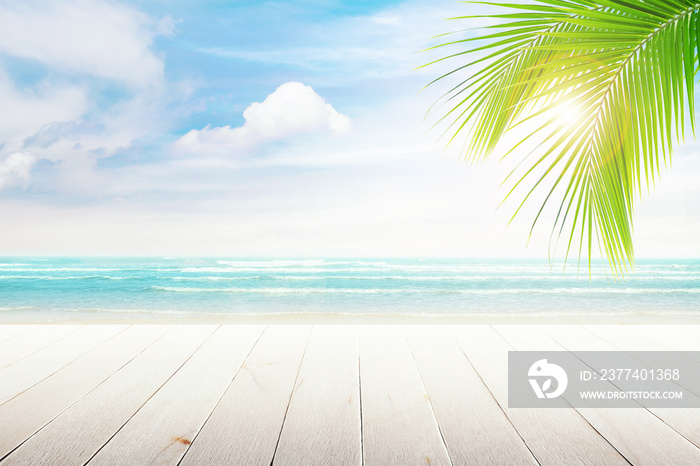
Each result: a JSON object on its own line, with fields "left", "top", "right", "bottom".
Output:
{"left": 173, "top": 437, "right": 191, "bottom": 445}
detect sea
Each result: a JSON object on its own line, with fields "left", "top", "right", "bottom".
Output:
{"left": 0, "top": 257, "right": 698, "bottom": 323}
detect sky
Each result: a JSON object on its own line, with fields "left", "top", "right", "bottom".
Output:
{"left": 0, "top": 0, "right": 698, "bottom": 258}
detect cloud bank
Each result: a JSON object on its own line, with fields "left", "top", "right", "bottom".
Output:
{"left": 0, "top": 0, "right": 166, "bottom": 88}
{"left": 0, "top": 0, "right": 176, "bottom": 192}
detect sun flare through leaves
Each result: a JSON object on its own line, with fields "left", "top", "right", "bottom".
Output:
{"left": 424, "top": 0, "right": 700, "bottom": 278}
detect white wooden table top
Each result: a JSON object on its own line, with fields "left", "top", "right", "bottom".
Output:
{"left": 0, "top": 324, "right": 698, "bottom": 465}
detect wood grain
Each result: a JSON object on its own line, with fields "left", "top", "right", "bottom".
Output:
{"left": 0, "top": 325, "right": 83, "bottom": 369}
{"left": 0, "top": 324, "right": 696, "bottom": 466}
{"left": 541, "top": 324, "right": 700, "bottom": 455}
{"left": 359, "top": 325, "right": 451, "bottom": 466}
{"left": 633, "top": 325, "right": 700, "bottom": 362}
{"left": 0, "top": 325, "right": 126, "bottom": 405}
{"left": 406, "top": 325, "right": 537, "bottom": 465}
{"left": 0, "top": 325, "right": 170, "bottom": 460}
{"left": 1, "top": 325, "right": 216, "bottom": 465}
{"left": 273, "top": 325, "right": 361, "bottom": 466}
{"left": 0, "top": 326, "right": 34, "bottom": 345}
{"left": 179, "top": 325, "right": 311, "bottom": 466}
{"left": 449, "top": 325, "right": 629, "bottom": 466}
{"left": 88, "top": 325, "right": 264, "bottom": 465}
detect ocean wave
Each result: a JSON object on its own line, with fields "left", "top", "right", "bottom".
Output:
{"left": 1, "top": 272, "right": 697, "bottom": 284}
{"left": 1, "top": 263, "right": 696, "bottom": 279}
{"left": 216, "top": 259, "right": 332, "bottom": 267}
{"left": 157, "top": 275, "right": 492, "bottom": 281}
{"left": 164, "top": 276, "right": 261, "bottom": 281}
{"left": 175, "top": 265, "right": 700, "bottom": 276}
{"left": 150, "top": 286, "right": 414, "bottom": 294}
{"left": 2, "top": 270, "right": 698, "bottom": 282}
{"left": 0, "top": 267, "right": 146, "bottom": 272}
{"left": 177, "top": 267, "right": 404, "bottom": 273}
{"left": 0, "top": 275, "right": 137, "bottom": 280}
{"left": 215, "top": 259, "right": 393, "bottom": 266}
{"left": 0, "top": 306, "right": 38, "bottom": 311}
{"left": 239, "top": 274, "right": 700, "bottom": 282}
{"left": 149, "top": 286, "right": 700, "bottom": 294}
{"left": 270, "top": 275, "right": 492, "bottom": 281}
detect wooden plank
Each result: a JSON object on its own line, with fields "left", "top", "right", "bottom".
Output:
{"left": 405, "top": 325, "right": 537, "bottom": 466}
{"left": 87, "top": 325, "right": 264, "bottom": 466}
{"left": 0, "top": 325, "right": 170, "bottom": 460}
{"left": 0, "top": 325, "right": 83, "bottom": 369}
{"left": 273, "top": 325, "right": 361, "bottom": 466}
{"left": 0, "top": 325, "right": 36, "bottom": 344}
{"left": 449, "top": 325, "right": 628, "bottom": 466}
{"left": 359, "top": 325, "right": 451, "bottom": 466}
{"left": 503, "top": 325, "right": 700, "bottom": 465}
{"left": 0, "top": 325, "right": 127, "bottom": 405}
{"left": 581, "top": 325, "right": 700, "bottom": 394}
{"left": 1, "top": 325, "right": 217, "bottom": 465}
{"left": 678, "top": 325, "right": 700, "bottom": 339}
{"left": 542, "top": 325, "right": 700, "bottom": 453}
{"left": 180, "top": 325, "right": 311, "bottom": 466}
{"left": 584, "top": 324, "right": 681, "bottom": 351}
{"left": 633, "top": 325, "right": 700, "bottom": 362}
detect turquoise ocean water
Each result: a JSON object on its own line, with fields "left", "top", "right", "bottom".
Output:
{"left": 0, "top": 258, "right": 698, "bottom": 322}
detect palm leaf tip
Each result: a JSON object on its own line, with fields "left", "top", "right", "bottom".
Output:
{"left": 425, "top": 0, "right": 699, "bottom": 278}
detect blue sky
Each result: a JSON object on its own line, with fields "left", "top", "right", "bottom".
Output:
{"left": 0, "top": 0, "right": 698, "bottom": 258}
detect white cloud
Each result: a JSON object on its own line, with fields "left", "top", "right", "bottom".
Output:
{"left": 0, "top": 0, "right": 165, "bottom": 88}
{"left": 174, "top": 82, "right": 351, "bottom": 156}
{"left": 0, "top": 70, "right": 87, "bottom": 146}
{"left": 0, "top": 0, "right": 183, "bottom": 191}
{"left": 156, "top": 16, "right": 179, "bottom": 37}
{"left": 24, "top": 86, "right": 186, "bottom": 163}
{"left": 0, "top": 152, "right": 37, "bottom": 190}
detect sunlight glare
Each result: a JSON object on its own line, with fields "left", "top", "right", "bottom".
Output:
{"left": 554, "top": 101, "right": 582, "bottom": 127}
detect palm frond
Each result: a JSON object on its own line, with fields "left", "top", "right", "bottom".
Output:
{"left": 426, "top": 0, "right": 699, "bottom": 277}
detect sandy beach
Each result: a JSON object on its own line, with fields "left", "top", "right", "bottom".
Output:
{"left": 3, "top": 311, "right": 700, "bottom": 325}
{"left": 0, "top": 323, "right": 698, "bottom": 465}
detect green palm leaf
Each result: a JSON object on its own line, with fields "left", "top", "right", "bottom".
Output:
{"left": 425, "top": 0, "right": 699, "bottom": 277}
